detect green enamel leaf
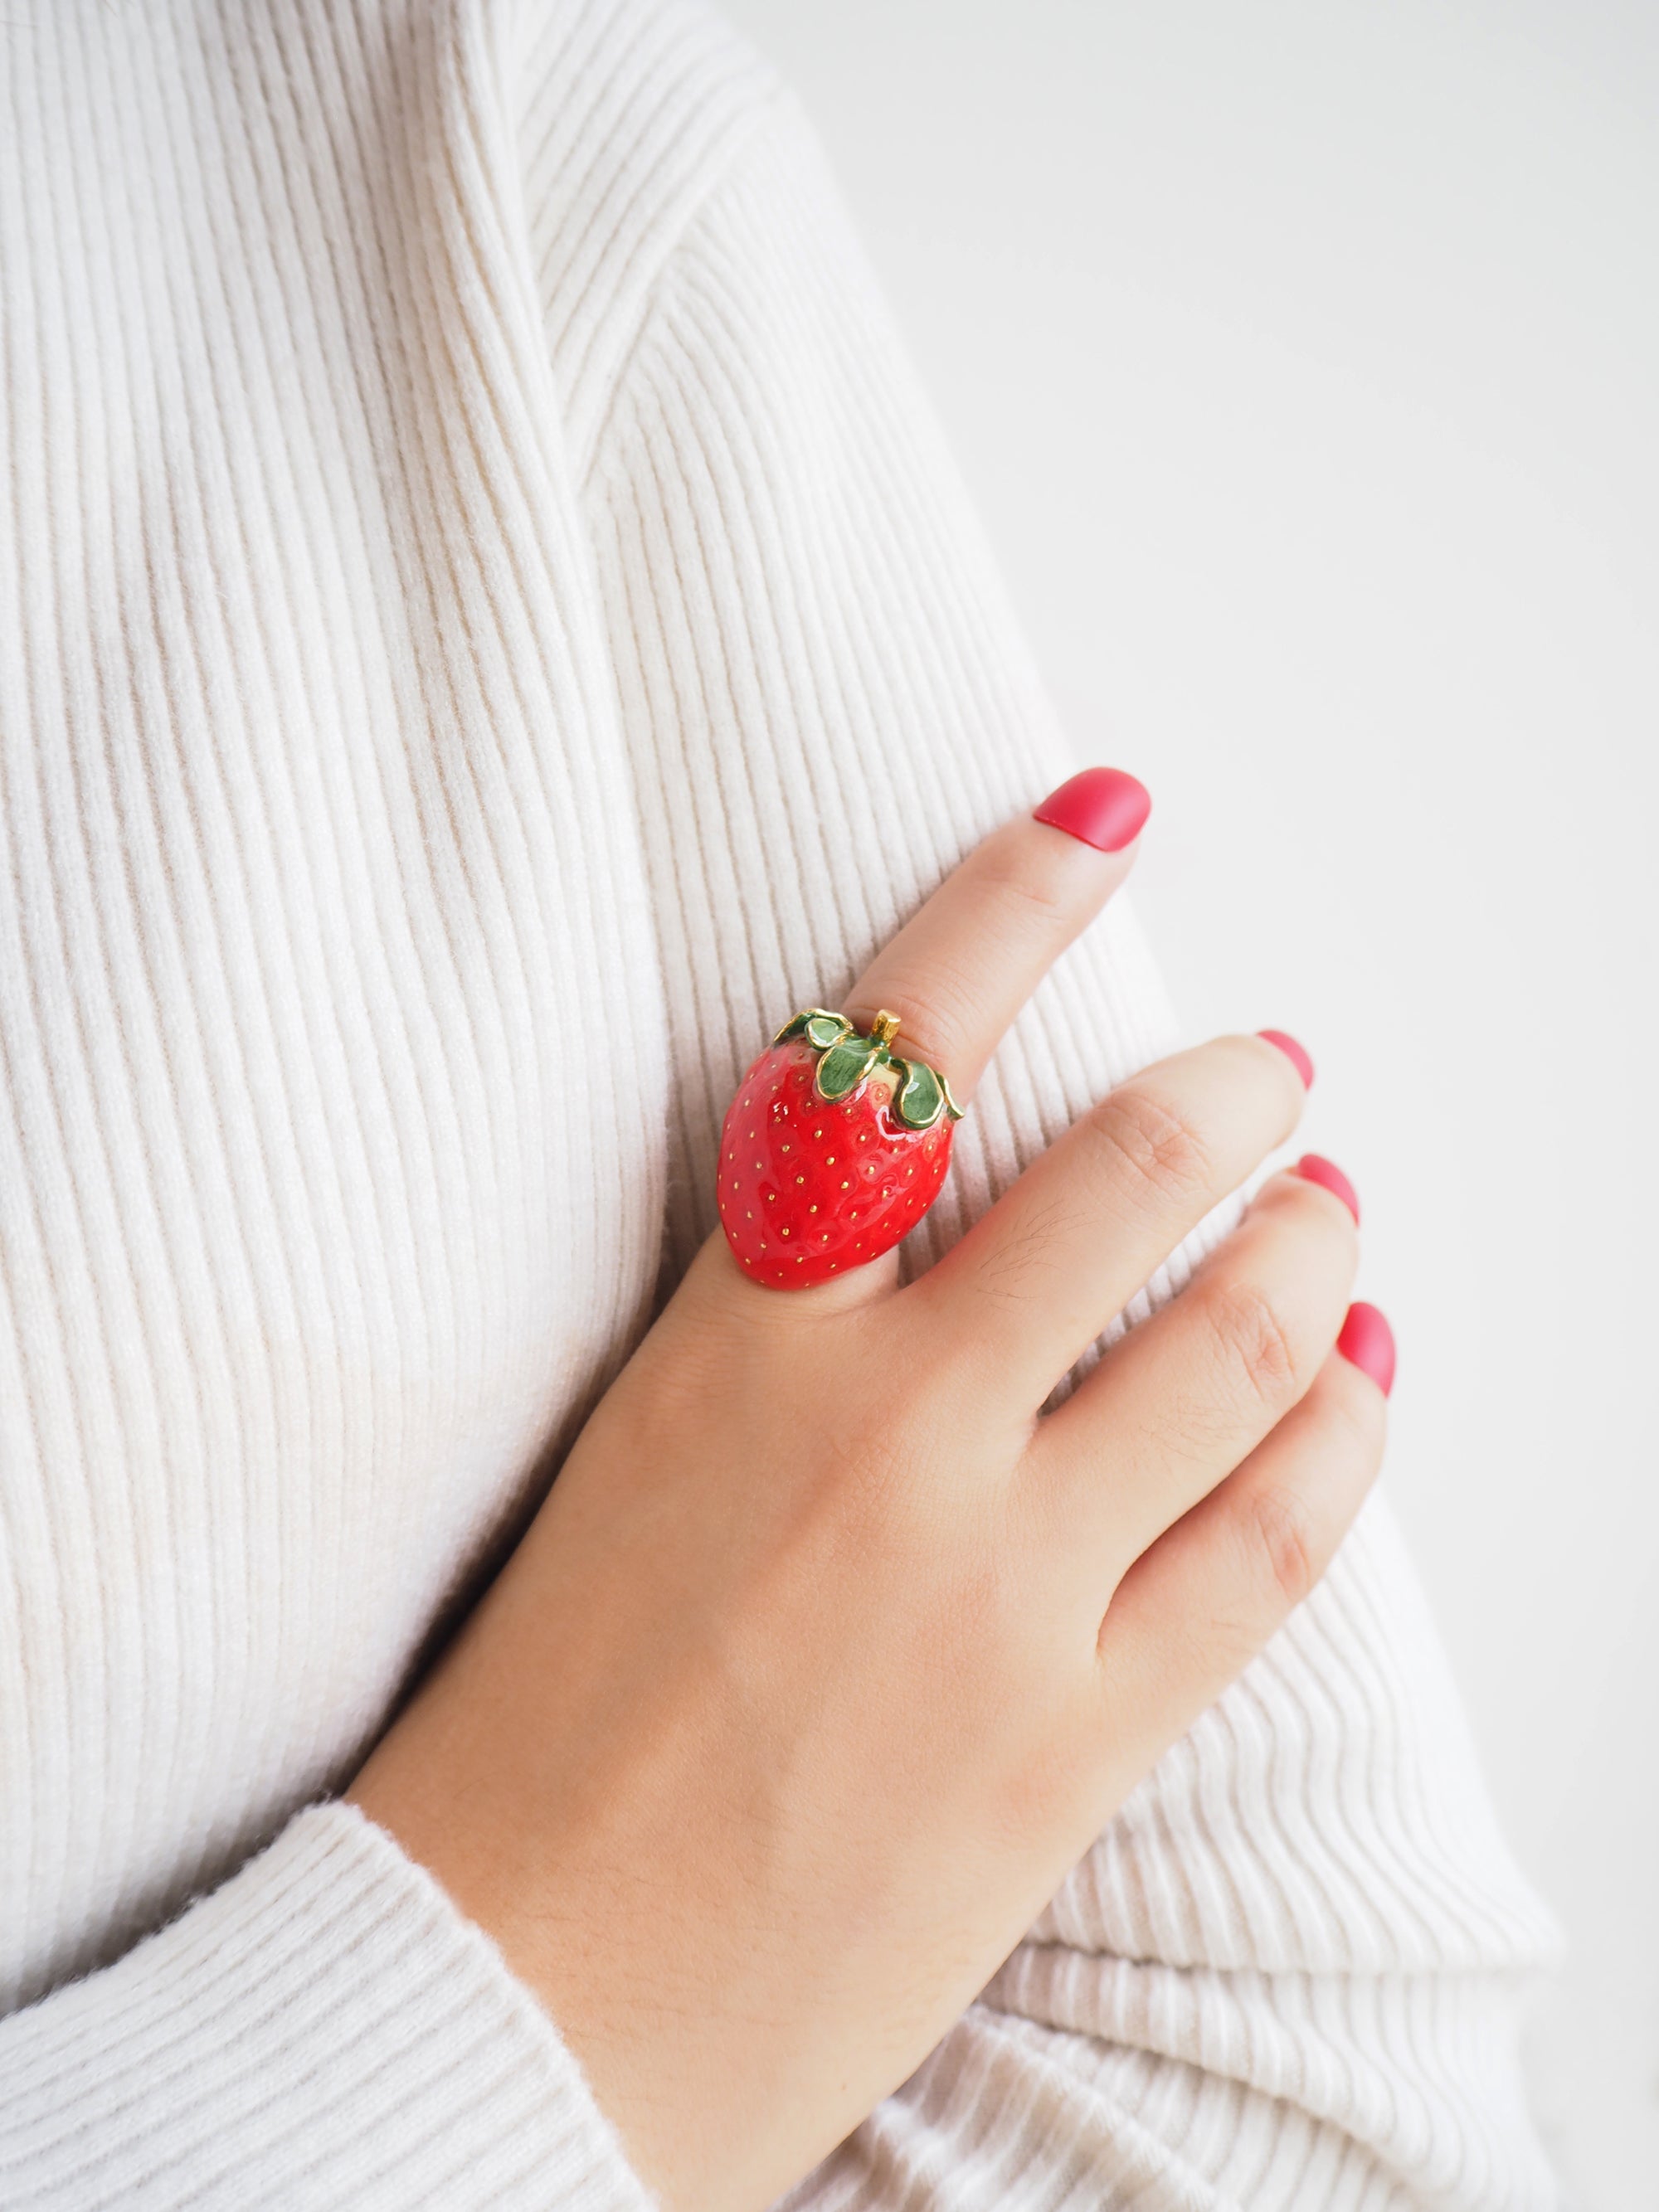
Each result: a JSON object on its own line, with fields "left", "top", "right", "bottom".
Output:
{"left": 771, "top": 1006, "right": 849, "bottom": 1047}
{"left": 939, "top": 1074, "right": 966, "bottom": 1121}
{"left": 804, "top": 1013, "right": 849, "bottom": 1050}
{"left": 892, "top": 1057, "right": 946, "bottom": 1130}
{"left": 815, "top": 1037, "right": 880, "bottom": 1100}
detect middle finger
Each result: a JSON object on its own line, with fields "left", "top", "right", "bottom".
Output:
{"left": 904, "top": 1031, "right": 1313, "bottom": 1408}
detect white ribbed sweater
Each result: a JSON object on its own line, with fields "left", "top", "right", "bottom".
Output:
{"left": 0, "top": 3, "right": 1559, "bottom": 2205}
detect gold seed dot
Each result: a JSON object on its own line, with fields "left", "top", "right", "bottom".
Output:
{"left": 781, "top": 1227, "right": 791, "bottom": 1238}
{"left": 839, "top": 1179, "right": 849, "bottom": 1190}
{"left": 809, "top": 1203, "right": 818, "bottom": 1213}
{"left": 826, "top": 1155, "right": 836, "bottom": 1165}
{"left": 795, "top": 1174, "right": 805, "bottom": 1184}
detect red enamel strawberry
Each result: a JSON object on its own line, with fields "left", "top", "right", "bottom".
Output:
{"left": 717, "top": 1009, "right": 965, "bottom": 1289}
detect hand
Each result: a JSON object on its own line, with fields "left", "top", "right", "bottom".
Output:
{"left": 348, "top": 787, "right": 1387, "bottom": 2212}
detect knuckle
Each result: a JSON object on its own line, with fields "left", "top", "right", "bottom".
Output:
{"left": 971, "top": 852, "right": 1073, "bottom": 934}
{"left": 960, "top": 1194, "right": 1073, "bottom": 1315}
{"left": 1242, "top": 1482, "right": 1321, "bottom": 1609}
{"left": 1204, "top": 1278, "right": 1304, "bottom": 1408}
{"left": 905, "top": 960, "right": 982, "bottom": 1072}
{"left": 1085, "top": 1085, "right": 1215, "bottom": 1213}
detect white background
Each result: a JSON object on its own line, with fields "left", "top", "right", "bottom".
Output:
{"left": 723, "top": 2, "right": 1657, "bottom": 2203}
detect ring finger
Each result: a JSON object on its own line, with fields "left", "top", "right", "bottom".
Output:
{"left": 1024, "top": 1168, "right": 1361, "bottom": 1583}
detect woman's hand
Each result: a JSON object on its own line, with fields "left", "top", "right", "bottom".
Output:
{"left": 348, "top": 781, "right": 1388, "bottom": 2212}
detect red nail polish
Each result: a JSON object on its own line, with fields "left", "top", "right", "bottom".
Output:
{"left": 1337, "top": 1301, "right": 1395, "bottom": 1397}
{"left": 1033, "top": 767, "right": 1151, "bottom": 853}
{"left": 1258, "top": 1029, "right": 1315, "bottom": 1089}
{"left": 1296, "top": 1153, "right": 1360, "bottom": 1225}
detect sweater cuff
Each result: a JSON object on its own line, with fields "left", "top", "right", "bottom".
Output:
{"left": 0, "top": 1801, "right": 656, "bottom": 2211}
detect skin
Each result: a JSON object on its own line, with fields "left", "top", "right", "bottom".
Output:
{"left": 349, "top": 803, "right": 1384, "bottom": 2212}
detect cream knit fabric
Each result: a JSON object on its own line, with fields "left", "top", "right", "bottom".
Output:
{"left": 0, "top": 2, "right": 1559, "bottom": 2205}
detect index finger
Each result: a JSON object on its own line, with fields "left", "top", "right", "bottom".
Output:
{"left": 840, "top": 767, "right": 1151, "bottom": 1106}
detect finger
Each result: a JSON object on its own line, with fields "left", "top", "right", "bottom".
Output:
{"left": 1090, "top": 1328, "right": 1390, "bottom": 1786}
{"left": 1025, "top": 1166, "right": 1360, "bottom": 1574}
{"left": 907, "top": 1032, "right": 1314, "bottom": 1405}
{"left": 839, "top": 766, "right": 1151, "bottom": 1107}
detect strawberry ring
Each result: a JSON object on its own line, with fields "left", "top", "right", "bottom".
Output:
{"left": 716, "top": 1009, "right": 965, "bottom": 1289}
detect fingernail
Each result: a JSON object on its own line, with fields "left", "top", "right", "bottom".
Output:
{"left": 1295, "top": 1153, "right": 1360, "bottom": 1224}
{"left": 1257, "top": 1029, "right": 1315, "bottom": 1089}
{"left": 1033, "top": 767, "right": 1151, "bottom": 853}
{"left": 1337, "top": 1301, "right": 1396, "bottom": 1397}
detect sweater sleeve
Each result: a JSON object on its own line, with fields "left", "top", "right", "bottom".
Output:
{"left": 581, "top": 88, "right": 1564, "bottom": 2212}
{"left": 0, "top": 1803, "right": 652, "bottom": 2212}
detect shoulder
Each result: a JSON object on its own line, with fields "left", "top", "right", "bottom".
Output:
{"left": 508, "top": 0, "right": 787, "bottom": 450}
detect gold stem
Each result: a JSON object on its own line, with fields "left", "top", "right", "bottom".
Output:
{"left": 869, "top": 1009, "right": 900, "bottom": 1048}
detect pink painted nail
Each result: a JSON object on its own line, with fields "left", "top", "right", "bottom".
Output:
{"left": 1296, "top": 1153, "right": 1360, "bottom": 1225}
{"left": 1337, "top": 1302, "right": 1396, "bottom": 1397}
{"left": 1032, "top": 767, "right": 1151, "bottom": 853}
{"left": 1258, "top": 1029, "right": 1315, "bottom": 1089}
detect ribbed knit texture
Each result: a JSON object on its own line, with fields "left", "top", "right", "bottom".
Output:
{"left": 0, "top": 1804, "right": 653, "bottom": 2210}
{"left": 0, "top": 2, "right": 1558, "bottom": 2205}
